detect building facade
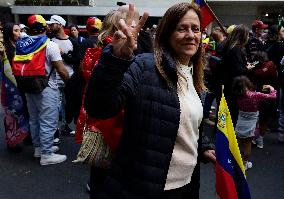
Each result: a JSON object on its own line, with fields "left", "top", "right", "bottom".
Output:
{"left": 9, "top": 0, "right": 284, "bottom": 28}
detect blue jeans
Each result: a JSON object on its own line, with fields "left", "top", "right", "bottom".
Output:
{"left": 279, "top": 88, "right": 284, "bottom": 132}
{"left": 59, "top": 87, "right": 66, "bottom": 124}
{"left": 26, "top": 87, "right": 60, "bottom": 154}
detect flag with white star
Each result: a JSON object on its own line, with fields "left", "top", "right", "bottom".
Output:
{"left": 1, "top": 55, "right": 29, "bottom": 146}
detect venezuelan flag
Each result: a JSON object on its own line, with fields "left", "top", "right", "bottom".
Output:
{"left": 14, "top": 35, "right": 49, "bottom": 62}
{"left": 13, "top": 35, "right": 49, "bottom": 76}
{"left": 193, "top": 0, "right": 215, "bottom": 29}
{"left": 216, "top": 93, "right": 251, "bottom": 199}
{"left": 0, "top": 55, "right": 29, "bottom": 146}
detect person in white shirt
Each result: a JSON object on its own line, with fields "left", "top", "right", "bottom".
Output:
{"left": 24, "top": 15, "right": 69, "bottom": 165}
{"left": 47, "top": 15, "right": 80, "bottom": 139}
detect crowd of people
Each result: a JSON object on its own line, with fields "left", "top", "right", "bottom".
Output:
{"left": 202, "top": 17, "right": 284, "bottom": 170}
{"left": 0, "top": 1, "right": 284, "bottom": 199}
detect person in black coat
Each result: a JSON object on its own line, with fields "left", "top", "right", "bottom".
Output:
{"left": 265, "top": 25, "right": 284, "bottom": 89}
{"left": 220, "top": 24, "right": 254, "bottom": 126}
{"left": 85, "top": 10, "right": 154, "bottom": 198}
{"left": 265, "top": 24, "right": 284, "bottom": 142}
{"left": 85, "top": 3, "right": 215, "bottom": 199}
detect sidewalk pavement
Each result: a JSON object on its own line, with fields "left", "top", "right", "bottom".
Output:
{"left": 0, "top": 109, "right": 284, "bottom": 198}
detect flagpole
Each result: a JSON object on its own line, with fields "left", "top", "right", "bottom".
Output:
{"left": 204, "top": 0, "right": 228, "bottom": 36}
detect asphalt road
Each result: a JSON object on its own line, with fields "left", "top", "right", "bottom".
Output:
{"left": 200, "top": 126, "right": 284, "bottom": 199}
{"left": 0, "top": 105, "right": 284, "bottom": 199}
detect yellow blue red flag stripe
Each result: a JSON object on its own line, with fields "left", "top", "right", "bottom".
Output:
{"left": 14, "top": 35, "right": 49, "bottom": 61}
{"left": 0, "top": 55, "right": 29, "bottom": 146}
{"left": 216, "top": 93, "right": 251, "bottom": 199}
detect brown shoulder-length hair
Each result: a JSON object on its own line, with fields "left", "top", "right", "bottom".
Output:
{"left": 153, "top": 2, "right": 205, "bottom": 93}
{"left": 223, "top": 24, "right": 249, "bottom": 51}
{"left": 232, "top": 76, "right": 254, "bottom": 97}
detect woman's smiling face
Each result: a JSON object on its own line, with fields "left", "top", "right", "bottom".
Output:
{"left": 169, "top": 9, "right": 201, "bottom": 65}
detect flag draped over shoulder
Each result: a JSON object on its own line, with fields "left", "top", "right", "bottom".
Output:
{"left": 14, "top": 35, "right": 49, "bottom": 61}
{"left": 12, "top": 35, "right": 49, "bottom": 76}
{"left": 216, "top": 93, "right": 251, "bottom": 199}
{"left": 0, "top": 55, "right": 29, "bottom": 146}
{"left": 193, "top": 0, "right": 215, "bottom": 28}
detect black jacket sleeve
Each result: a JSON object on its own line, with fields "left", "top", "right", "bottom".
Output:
{"left": 198, "top": 120, "right": 215, "bottom": 163}
{"left": 228, "top": 46, "right": 248, "bottom": 77}
{"left": 84, "top": 45, "right": 142, "bottom": 119}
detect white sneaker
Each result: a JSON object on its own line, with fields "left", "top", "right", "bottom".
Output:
{"left": 86, "top": 182, "right": 90, "bottom": 193}
{"left": 53, "top": 138, "right": 61, "bottom": 145}
{"left": 278, "top": 133, "right": 284, "bottom": 142}
{"left": 256, "top": 136, "right": 264, "bottom": 149}
{"left": 70, "top": 130, "right": 75, "bottom": 136}
{"left": 34, "top": 146, "right": 60, "bottom": 158}
{"left": 40, "top": 153, "right": 67, "bottom": 166}
{"left": 244, "top": 161, "right": 253, "bottom": 170}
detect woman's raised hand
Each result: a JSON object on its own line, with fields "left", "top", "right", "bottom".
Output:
{"left": 112, "top": 4, "right": 149, "bottom": 59}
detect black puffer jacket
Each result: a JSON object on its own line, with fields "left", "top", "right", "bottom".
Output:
{"left": 85, "top": 45, "right": 214, "bottom": 199}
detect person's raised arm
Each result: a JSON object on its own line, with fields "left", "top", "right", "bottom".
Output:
{"left": 112, "top": 4, "right": 149, "bottom": 59}
{"left": 84, "top": 4, "right": 149, "bottom": 118}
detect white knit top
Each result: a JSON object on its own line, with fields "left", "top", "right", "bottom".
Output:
{"left": 164, "top": 63, "right": 203, "bottom": 190}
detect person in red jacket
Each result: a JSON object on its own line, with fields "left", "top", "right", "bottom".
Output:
{"left": 75, "top": 10, "right": 124, "bottom": 150}
{"left": 74, "top": 10, "right": 126, "bottom": 198}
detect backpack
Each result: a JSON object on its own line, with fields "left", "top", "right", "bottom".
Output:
{"left": 12, "top": 36, "right": 52, "bottom": 94}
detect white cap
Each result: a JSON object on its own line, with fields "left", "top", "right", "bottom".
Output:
{"left": 46, "top": 15, "right": 66, "bottom": 26}
{"left": 19, "top": 24, "right": 27, "bottom": 29}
